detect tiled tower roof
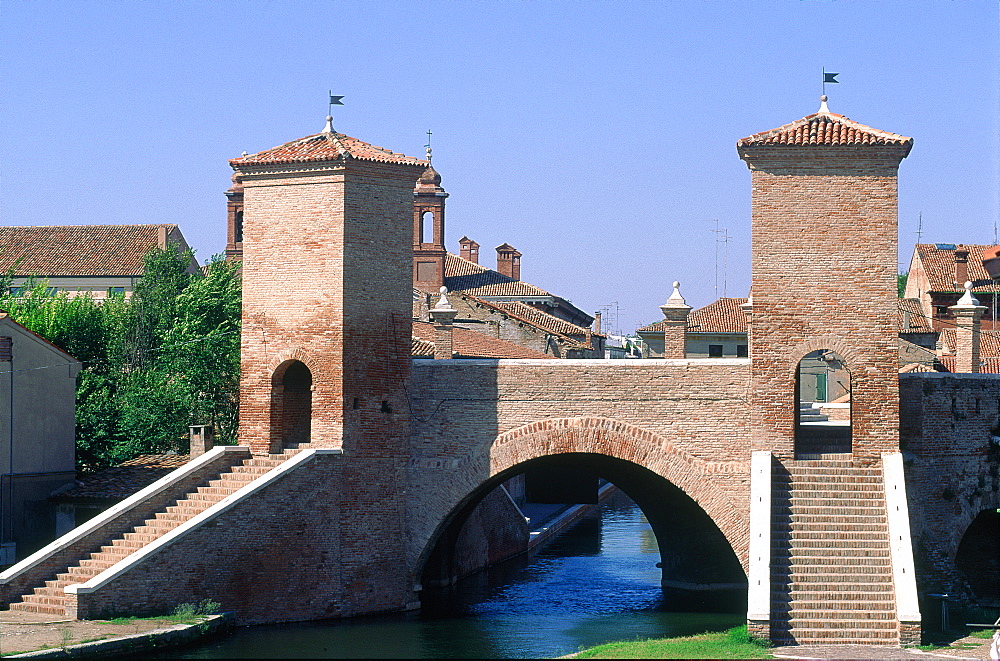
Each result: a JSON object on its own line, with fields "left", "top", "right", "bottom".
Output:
{"left": 231, "top": 132, "right": 426, "bottom": 168}
{"left": 737, "top": 112, "right": 912, "bottom": 148}
{"left": 443, "top": 253, "right": 551, "bottom": 298}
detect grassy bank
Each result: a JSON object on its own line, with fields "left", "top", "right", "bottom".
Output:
{"left": 574, "top": 625, "right": 772, "bottom": 659}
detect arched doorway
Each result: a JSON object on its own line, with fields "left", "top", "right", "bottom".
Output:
{"left": 270, "top": 360, "right": 312, "bottom": 450}
{"left": 795, "top": 349, "right": 851, "bottom": 456}
{"left": 419, "top": 453, "right": 747, "bottom": 613}
{"left": 956, "top": 508, "right": 1000, "bottom": 607}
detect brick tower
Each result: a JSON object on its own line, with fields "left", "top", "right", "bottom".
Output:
{"left": 737, "top": 99, "right": 912, "bottom": 461}
{"left": 232, "top": 119, "right": 426, "bottom": 613}
{"left": 412, "top": 145, "right": 448, "bottom": 292}
{"left": 740, "top": 101, "right": 919, "bottom": 646}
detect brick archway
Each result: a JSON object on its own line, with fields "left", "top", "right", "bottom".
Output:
{"left": 487, "top": 417, "right": 750, "bottom": 563}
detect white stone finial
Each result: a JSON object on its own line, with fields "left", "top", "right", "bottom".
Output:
{"left": 241, "top": 150, "right": 249, "bottom": 158}
{"left": 426, "top": 145, "right": 433, "bottom": 163}
{"left": 957, "top": 281, "right": 980, "bottom": 306}
{"left": 666, "top": 281, "right": 685, "bottom": 305}
{"left": 434, "top": 286, "right": 453, "bottom": 310}
{"left": 322, "top": 115, "right": 334, "bottom": 134}
{"left": 818, "top": 94, "right": 830, "bottom": 114}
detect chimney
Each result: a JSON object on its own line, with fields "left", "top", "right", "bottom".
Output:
{"left": 459, "top": 236, "right": 480, "bottom": 264}
{"left": 949, "top": 281, "right": 987, "bottom": 373}
{"left": 429, "top": 287, "right": 458, "bottom": 359}
{"left": 189, "top": 425, "right": 215, "bottom": 457}
{"left": 496, "top": 243, "right": 521, "bottom": 280}
{"left": 594, "top": 311, "right": 602, "bottom": 335}
{"left": 902, "top": 309, "right": 911, "bottom": 330}
{"left": 954, "top": 248, "right": 970, "bottom": 287}
{"left": 156, "top": 226, "right": 169, "bottom": 249}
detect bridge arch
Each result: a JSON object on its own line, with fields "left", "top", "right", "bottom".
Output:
{"left": 416, "top": 417, "right": 750, "bottom": 606}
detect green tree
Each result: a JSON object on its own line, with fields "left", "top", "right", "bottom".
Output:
{"left": 898, "top": 272, "right": 908, "bottom": 298}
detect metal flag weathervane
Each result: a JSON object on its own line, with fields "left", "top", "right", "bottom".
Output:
{"left": 822, "top": 69, "right": 839, "bottom": 96}
{"left": 324, "top": 92, "right": 344, "bottom": 132}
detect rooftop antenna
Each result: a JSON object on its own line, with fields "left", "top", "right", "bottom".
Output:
{"left": 324, "top": 91, "right": 344, "bottom": 133}
{"left": 916, "top": 211, "right": 924, "bottom": 243}
{"left": 719, "top": 228, "right": 732, "bottom": 297}
{"left": 704, "top": 219, "right": 724, "bottom": 298}
{"left": 425, "top": 129, "right": 433, "bottom": 163}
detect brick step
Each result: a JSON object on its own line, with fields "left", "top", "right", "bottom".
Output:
{"left": 208, "top": 473, "right": 256, "bottom": 487}
{"left": 243, "top": 458, "right": 284, "bottom": 468}
{"left": 163, "top": 503, "right": 213, "bottom": 515}
{"left": 771, "top": 545, "right": 890, "bottom": 557}
{"left": 8, "top": 602, "right": 66, "bottom": 615}
{"left": 774, "top": 582, "right": 896, "bottom": 593}
{"left": 230, "top": 464, "right": 274, "bottom": 475}
{"left": 772, "top": 522, "right": 887, "bottom": 533}
{"left": 773, "top": 497, "right": 884, "bottom": 508}
{"left": 139, "top": 519, "right": 182, "bottom": 532}
{"left": 772, "top": 557, "right": 892, "bottom": 568}
{"left": 772, "top": 618, "right": 898, "bottom": 631}
{"left": 772, "top": 531, "right": 889, "bottom": 543}
{"left": 89, "top": 550, "right": 133, "bottom": 563}
{"left": 44, "top": 578, "right": 76, "bottom": 589}
{"left": 779, "top": 473, "right": 881, "bottom": 482}
{"left": 19, "top": 592, "right": 68, "bottom": 606}
{"left": 780, "top": 511, "right": 887, "bottom": 522}
{"left": 57, "top": 568, "right": 100, "bottom": 582}
{"left": 77, "top": 557, "right": 118, "bottom": 570}
{"left": 776, "top": 609, "right": 898, "bottom": 621}
{"left": 121, "top": 531, "right": 164, "bottom": 543}
{"left": 193, "top": 485, "right": 242, "bottom": 496}
{"left": 772, "top": 634, "right": 899, "bottom": 646}
{"left": 772, "top": 597, "right": 895, "bottom": 608}
{"left": 29, "top": 585, "right": 70, "bottom": 598}
{"left": 771, "top": 570, "right": 892, "bottom": 582}
{"left": 181, "top": 492, "right": 228, "bottom": 503}
{"left": 98, "top": 544, "right": 135, "bottom": 556}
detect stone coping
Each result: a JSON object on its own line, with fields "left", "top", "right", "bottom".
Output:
{"left": 5, "top": 613, "right": 230, "bottom": 659}
{"left": 67, "top": 449, "right": 343, "bottom": 595}
{"left": 0, "top": 446, "right": 250, "bottom": 585}
{"left": 882, "top": 452, "right": 921, "bottom": 624}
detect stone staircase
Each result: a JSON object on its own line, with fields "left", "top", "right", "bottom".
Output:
{"left": 770, "top": 459, "right": 899, "bottom": 645}
{"left": 798, "top": 402, "right": 829, "bottom": 423}
{"left": 7, "top": 445, "right": 308, "bottom": 616}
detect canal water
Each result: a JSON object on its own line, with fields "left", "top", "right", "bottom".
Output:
{"left": 163, "top": 492, "right": 744, "bottom": 659}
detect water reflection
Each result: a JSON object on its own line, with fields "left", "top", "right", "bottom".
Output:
{"left": 161, "top": 493, "right": 743, "bottom": 659}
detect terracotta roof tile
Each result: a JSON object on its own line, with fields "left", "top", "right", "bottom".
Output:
{"left": 411, "top": 337, "right": 435, "bottom": 357}
{"left": 913, "top": 244, "right": 1000, "bottom": 293}
{"left": 638, "top": 298, "right": 939, "bottom": 335}
{"left": 412, "top": 321, "right": 555, "bottom": 359}
{"left": 738, "top": 112, "right": 912, "bottom": 148}
{"left": 231, "top": 132, "right": 425, "bottom": 168}
{"left": 898, "top": 298, "right": 935, "bottom": 333}
{"left": 939, "top": 328, "right": 1000, "bottom": 357}
{"left": 54, "top": 454, "right": 190, "bottom": 502}
{"left": 490, "top": 301, "right": 596, "bottom": 338}
{"left": 0, "top": 225, "right": 180, "bottom": 276}
{"left": 443, "top": 253, "right": 552, "bottom": 298}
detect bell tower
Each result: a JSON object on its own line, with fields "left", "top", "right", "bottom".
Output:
{"left": 413, "top": 139, "right": 448, "bottom": 292}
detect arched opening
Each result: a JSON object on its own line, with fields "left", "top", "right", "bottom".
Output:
{"left": 955, "top": 508, "right": 1000, "bottom": 607}
{"left": 421, "top": 211, "right": 434, "bottom": 244}
{"left": 795, "top": 349, "right": 851, "bottom": 456}
{"left": 419, "top": 453, "right": 747, "bottom": 613}
{"left": 270, "top": 360, "right": 312, "bottom": 451}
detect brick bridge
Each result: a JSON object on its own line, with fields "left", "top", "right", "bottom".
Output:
{"left": 3, "top": 105, "right": 998, "bottom": 647}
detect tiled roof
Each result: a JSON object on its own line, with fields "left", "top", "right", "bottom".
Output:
{"left": 939, "top": 328, "right": 1000, "bottom": 357}
{"left": 738, "top": 112, "right": 912, "bottom": 147}
{"left": 898, "top": 298, "right": 935, "bottom": 333}
{"left": 913, "top": 244, "right": 1000, "bottom": 293}
{"left": 490, "top": 301, "right": 596, "bottom": 338}
{"left": 938, "top": 355, "right": 1000, "bottom": 374}
{"left": 412, "top": 321, "right": 555, "bottom": 359}
{"left": 231, "top": 132, "right": 425, "bottom": 168}
{"left": 687, "top": 297, "right": 749, "bottom": 334}
{"left": 899, "top": 362, "right": 938, "bottom": 373}
{"left": 638, "top": 298, "right": 941, "bottom": 335}
{"left": 0, "top": 225, "right": 179, "bottom": 276}
{"left": 443, "top": 253, "right": 552, "bottom": 298}
{"left": 411, "top": 337, "right": 435, "bottom": 357}
{"left": 53, "top": 454, "right": 190, "bottom": 502}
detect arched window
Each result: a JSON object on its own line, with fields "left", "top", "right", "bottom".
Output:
{"left": 271, "top": 360, "right": 312, "bottom": 450}
{"left": 234, "top": 210, "right": 244, "bottom": 243}
{"left": 795, "top": 350, "right": 851, "bottom": 456}
{"left": 421, "top": 211, "right": 434, "bottom": 244}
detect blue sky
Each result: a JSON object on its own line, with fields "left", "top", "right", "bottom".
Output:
{"left": 2, "top": 1, "right": 997, "bottom": 333}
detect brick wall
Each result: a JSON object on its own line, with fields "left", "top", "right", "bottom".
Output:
{"left": 739, "top": 147, "right": 909, "bottom": 460}
{"left": 900, "top": 373, "right": 1000, "bottom": 601}
{"left": 406, "top": 359, "right": 754, "bottom": 580}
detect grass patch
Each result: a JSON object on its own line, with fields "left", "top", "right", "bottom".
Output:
{"left": 575, "top": 625, "right": 772, "bottom": 659}
{"left": 970, "top": 628, "right": 998, "bottom": 639}
{"left": 102, "top": 599, "right": 221, "bottom": 626}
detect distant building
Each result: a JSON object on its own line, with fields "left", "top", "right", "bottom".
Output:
{"left": 0, "top": 225, "right": 199, "bottom": 298}
{"left": 0, "top": 313, "right": 80, "bottom": 564}
{"left": 904, "top": 243, "right": 1000, "bottom": 331}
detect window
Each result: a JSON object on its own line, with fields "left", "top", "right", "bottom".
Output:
{"left": 8, "top": 287, "right": 21, "bottom": 296}
{"left": 736, "top": 344, "right": 748, "bottom": 358}
{"left": 708, "top": 344, "right": 724, "bottom": 358}
{"left": 107, "top": 287, "right": 125, "bottom": 296}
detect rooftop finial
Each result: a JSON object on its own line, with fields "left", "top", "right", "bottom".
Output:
{"left": 322, "top": 115, "right": 334, "bottom": 134}
{"left": 434, "top": 285, "right": 453, "bottom": 310}
{"left": 957, "top": 281, "right": 981, "bottom": 306}
{"left": 425, "top": 129, "right": 433, "bottom": 163}
{"left": 818, "top": 95, "right": 830, "bottom": 114}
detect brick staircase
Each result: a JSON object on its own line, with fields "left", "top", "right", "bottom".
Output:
{"left": 6, "top": 445, "right": 308, "bottom": 616}
{"left": 770, "top": 458, "right": 899, "bottom": 645}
